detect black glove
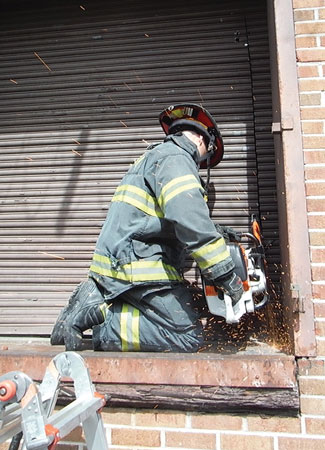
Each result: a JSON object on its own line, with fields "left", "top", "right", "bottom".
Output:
{"left": 215, "top": 224, "right": 241, "bottom": 243}
{"left": 214, "top": 272, "right": 244, "bottom": 305}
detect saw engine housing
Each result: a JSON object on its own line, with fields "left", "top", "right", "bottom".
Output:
{"left": 203, "top": 229, "right": 269, "bottom": 324}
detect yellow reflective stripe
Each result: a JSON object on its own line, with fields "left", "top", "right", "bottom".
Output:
{"left": 192, "top": 239, "right": 225, "bottom": 259}
{"left": 197, "top": 249, "right": 231, "bottom": 270}
{"left": 160, "top": 174, "right": 196, "bottom": 198}
{"left": 116, "top": 184, "right": 154, "bottom": 203}
{"left": 99, "top": 303, "right": 109, "bottom": 320}
{"left": 93, "top": 253, "right": 111, "bottom": 263}
{"left": 90, "top": 263, "right": 181, "bottom": 282}
{"left": 112, "top": 194, "right": 163, "bottom": 217}
{"left": 120, "top": 304, "right": 140, "bottom": 352}
{"left": 164, "top": 182, "right": 202, "bottom": 204}
{"left": 191, "top": 239, "right": 230, "bottom": 270}
{"left": 93, "top": 253, "right": 180, "bottom": 273}
{"left": 132, "top": 308, "right": 140, "bottom": 351}
{"left": 90, "top": 254, "right": 182, "bottom": 282}
{"left": 158, "top": 174, "right": 203, "bottom": 208}
{"left": 112, "top": 184, "right": 164, "bottom": 218}
{"left": 120, "top": 304, "right": 129, "bottom": 352}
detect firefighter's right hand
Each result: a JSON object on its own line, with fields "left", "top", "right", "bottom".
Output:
{"left": 214, "top": 272, "right": 244, "bottom": 305}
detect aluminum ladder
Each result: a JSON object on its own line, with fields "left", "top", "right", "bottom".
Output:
{"left": 0, "top": 351, "right": 109, "bottom": 449}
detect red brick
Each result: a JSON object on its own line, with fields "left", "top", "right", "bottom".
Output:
{"left": 101, "top": 408, "right": 132, "bottom": 425}
{"left": 301, "top": 107, "right": 325, "bottom": 120}
{"left": 166, "top": 431, "right": 216, "bottom": 449}
{"left": 305, "top": 166, "right": 325, "bottom": 180}
{"left": 316, "top": 338, "right": 325, "bottom": 356}
{"left": 279, "top": 437, "right": 325, "bottom": 450}
{"left": 312, "top": 249, "right": 325, "bottom": 264}
{"left": 296, "top": 23, "right": 325, "bottom": 35}
{"left": 306, "top": 182, "right": 325, "bottom": 196}
{"left": 299, "top": 377, "right": 325, "bottom": 395}
{"left": 63, "top": 426, "right": 85, "bottom": 443}
{"left": 296, "top": 64, "right": 319, "bottom": 78}
{"left": 298, "top": 65, "right": 319, "bottom": 78}
{"left": 314, "top": 302, "right": 325, "bottom": 318}
{"left": 303, "top": 136, "right": 325, "bottom": 149}
{"left": 302, "top": 122, "right": 324, "bottom": 134}
{"left": 300, "top": 79, "right": 325, "bottom": 92}
{"left": 301, "top": 93, "right": 321, "bottom": 106}
{"left": 312, "top": 265, "right": 325, "bottom": 282}
{"left": 135, "top": 410, "right": 186, "bottom": 428}
{"left": 221, "top": 434, "right": 273, "bottom": 450}
{"left": 307, "top": 199, "right": 325, "bottom": 213}
{"left": 313, "top": 284, "right": 325, "bottom": 298}
{"left": 297, "top": 49, "right": 325, "bottom": 63}
{"left": 315, "top": 320, "right": 325, "bottom": 336}
{"left": 298, "top": 358, "right": 325, "bottom": 376}
{"left": 296, "top": 36, "right": 318, "bottom": 49}
{"left": 319, "top": 9, "right": 325, "bottom": 19}
{"left": 111, "top": 428, "right": 160, "bottom": 447}
{"left": 293, "top": 0, "right": 325, "bottom": 6}
{"left": 300, "top": 397, "right": 325, "bottom": 415}
{"left": 310, "top": 232, "right": 325, "bottom": 246}
{"left": 191, "top": 413, "right": 242, "bottom": 430}
{"left": 305, "top": 417, "right": 325, "bottom": 434}
{"left": 309, "top": 215, "right": 325, "bottom": 229}
{"left": 294, "top": 9, "right": 315, "bottom": 20}
{"left": 247, "top": 415, "right": 301, "bottom": 433}
{"left": 304, "top": 151, "right": 325, "bottom": 164}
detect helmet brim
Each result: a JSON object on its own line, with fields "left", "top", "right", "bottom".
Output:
{"left": 159, "top": 103, "right": 224, "bottom": 168}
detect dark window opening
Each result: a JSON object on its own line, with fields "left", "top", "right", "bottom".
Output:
{"left": 0, "top": 0, "right": 292, "bottom": 356}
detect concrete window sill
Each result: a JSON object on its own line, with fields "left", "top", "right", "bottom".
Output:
{"left": 0, "top": 338, "right": 299, "bottom": 416}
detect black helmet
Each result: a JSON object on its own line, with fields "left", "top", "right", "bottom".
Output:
{"left": 159, "top": 103, "right": 224, "bottom": 168}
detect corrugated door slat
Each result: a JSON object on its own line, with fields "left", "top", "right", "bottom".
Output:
{"left": 0, "top": 0, "right": 279, "bottom": 335}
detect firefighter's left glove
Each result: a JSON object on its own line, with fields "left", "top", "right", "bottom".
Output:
{"left": 215, "top": 224, "right": 241, "bottom": 243}
{"left": 214, "top": 272, "right": 244, "bottom": 305}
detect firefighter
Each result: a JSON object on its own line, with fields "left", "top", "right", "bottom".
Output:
{"left": 51, "top": 103, "right": 243, "bottom": 352}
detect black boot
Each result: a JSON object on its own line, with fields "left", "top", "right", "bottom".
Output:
{"left": 63, "top": 300, "right": 108, "bottom": 351}
{"left": 51, "top": 281, "right": 88, "bottom": 346}
{"left": 50, "top": 278, "right": 108, "bottom": 350}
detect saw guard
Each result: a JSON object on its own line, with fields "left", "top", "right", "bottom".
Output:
{"left": 205, "top": 285, "right": 255, "bottom": 324}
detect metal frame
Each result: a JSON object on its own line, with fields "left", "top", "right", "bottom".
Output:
{"left": 267, "top": 0, "right": 316, "bottom": 356}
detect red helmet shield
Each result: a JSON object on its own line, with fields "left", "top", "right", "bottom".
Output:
{"left": 159, "top": 104, "right": 224, "bottom": 168}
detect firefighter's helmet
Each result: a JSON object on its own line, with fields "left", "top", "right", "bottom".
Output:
{"left": 159, "top": 103, "right": 224, "bottom": 168}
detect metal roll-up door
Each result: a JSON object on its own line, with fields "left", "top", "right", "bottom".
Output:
{"left": 0, "top": 0, "right": 278, "bottom": 335}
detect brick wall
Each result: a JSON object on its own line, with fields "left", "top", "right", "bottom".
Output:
{"left": 1, "top": 2, "right": 324, "bottom": 450}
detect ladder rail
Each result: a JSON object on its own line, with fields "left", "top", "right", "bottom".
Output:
{"left": 0, "top": 352, "right": 109, "bottom": 450}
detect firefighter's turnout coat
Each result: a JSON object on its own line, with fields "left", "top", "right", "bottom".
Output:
{"left": 90, "top": 133, "right": 235, "bottom": 352}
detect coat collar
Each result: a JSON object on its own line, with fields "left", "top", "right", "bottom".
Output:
{"left": 164, "top": 133, "right": 200, "bottom": 166}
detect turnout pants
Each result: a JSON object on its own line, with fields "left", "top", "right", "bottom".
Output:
{"left": 91, "top": 282, "right": 204, "bottom": 353}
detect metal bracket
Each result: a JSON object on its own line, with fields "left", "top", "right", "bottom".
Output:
{"left": 272, "top": 116, "right": 294, "bottom": 133}
{"left": 290, "top": 283, "right": 305, "bottom": 314}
